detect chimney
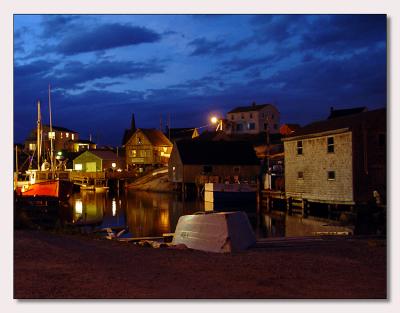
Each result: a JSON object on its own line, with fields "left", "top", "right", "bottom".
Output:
{"left": 330, "top": 106, "right": 334, "bottom": 113}
{"left": 252, "top": 101, "right": 256, "bottom": 107}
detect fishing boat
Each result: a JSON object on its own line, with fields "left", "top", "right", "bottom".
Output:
{"left": 16, "top": 86, "right": 73, "bottom": 202}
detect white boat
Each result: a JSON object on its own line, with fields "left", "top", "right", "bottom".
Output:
{"left": 204, "top": 182, "right": 257, "bottom": 204}
{"left": 172, "top": 211, "right": 256, "bottom": 253}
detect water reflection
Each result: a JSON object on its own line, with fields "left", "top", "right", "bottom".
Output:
{"left": 262, "top": 211, "right": 354, "bottom": 237}
{"left": 64, "top": 190, "right": 355, "bottom": 238}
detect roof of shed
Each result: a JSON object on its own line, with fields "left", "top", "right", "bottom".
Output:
{"left": 285, "top": 108, "right": 386, "bottom": 140}
{"left": 175, "top": 140, "right": 260, "bottom": 165}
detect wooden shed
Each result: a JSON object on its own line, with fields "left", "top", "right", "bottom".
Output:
{"left": 73, "top": 150, "right": 124, "bottom": 172}
{"left": 283, "top": 108, "right": 386, "bottom": 206}
{"left": 168, "top": 140, "right": 260, "bottom": 184}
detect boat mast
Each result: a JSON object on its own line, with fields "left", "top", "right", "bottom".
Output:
{"left": 37, "top": 100, "right": 42, "bottom": 170}
{"left": 48, "top": 84, "right": 54, "bottom": 172}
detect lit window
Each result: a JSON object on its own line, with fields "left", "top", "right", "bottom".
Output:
{"left": 48, "top": 131, "right": 55, "bottom": 139}
{"left": 297, "top": 141, "right": 303, "bottom": 155}
{"left": 327, "top": 137, "right": 334, "bottom": 153}
{"left": 111, "top": 163, "right": 116, "bottom": 168}
{"left": 74, "top": 163, "right": 83, "bottom": 171}
{"left": 60, "top": 132, "right": 63, "bottom": 139}
{"left": 66, "top": 133, "right": 69, "bottom": 138}
{"left": 328, "top": 171, "right": 335, "bottom": 180}
{"left": 71, "top": 133, "right": 75, "bottom": 140}
{"left": 29, "top": 143, "right": 36, "bottom": 151}
{"left": 131, "top": 150, "right": 137, "bottom": 157}
{"left": 297, "top": 171, "right": 304, "bottom": 179}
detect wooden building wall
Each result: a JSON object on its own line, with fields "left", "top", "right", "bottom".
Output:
{"left": 284, "top": 131, "right": 354, "bottom": 204}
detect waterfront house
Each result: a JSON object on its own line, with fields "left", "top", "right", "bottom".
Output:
{"left": 283, "top": 108, "right": 386, "bottom": 207}
{"left": 24, "top": 124, "right": 79, "bottom": 153}
{"left": 125, "top": 128, "right": 173, "bottom": 169}
{"left": 168, "top": 140, "right": 260, "bottom": 185}
{"left": 225, "top": 102, "right": 280, "bottom": 135}
{"left": 73, "top": 150, "right": 124, "bottom": 172}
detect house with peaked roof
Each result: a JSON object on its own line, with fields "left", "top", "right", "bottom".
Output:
{"left": 168, "top": 140, "right": 260, "bottom": 184}
{"left": 283, "top": 108, "right": 386, "bottom": 207}
{"left": 125, "top": 128, "right": 173, "bottom": 168}
{"left": 225, "top": 102, "right": 280, "bottom": 135}
{"left": 73, "top": 150, "right": 124, "bottom": 172}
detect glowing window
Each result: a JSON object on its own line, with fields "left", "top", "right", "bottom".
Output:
{"left": 71, "top": 133, "right": 75, "bottom": 140}
{"left": 74, "top": 163, "right": 83, "bottom": 171}
{"left": 29, "top": 143, "right": 36, "bottom": 151}
{"left": 66, "top": 133, "right": 69, "bottom": 138}
{"left": 48, "top": 131, "right": 55, "bottom": 139}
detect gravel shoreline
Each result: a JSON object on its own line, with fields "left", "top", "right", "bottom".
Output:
{"left": 14, "top": 230, "right": 387, "bottom": 299}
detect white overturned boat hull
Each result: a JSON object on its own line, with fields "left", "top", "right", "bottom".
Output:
{"left": 172, "top": 211, "right": 256, "bottom": 253}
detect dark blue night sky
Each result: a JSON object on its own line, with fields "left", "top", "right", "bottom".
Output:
{"left": 13, "top": 14, "right": 386, "bottom": 146}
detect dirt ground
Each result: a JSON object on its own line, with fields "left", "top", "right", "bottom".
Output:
{"left": 13, "top": 230, "right": 387, "bottom": 299}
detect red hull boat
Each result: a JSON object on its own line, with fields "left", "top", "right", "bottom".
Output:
{"left": 18, "top": 179, "right": 73, "bottom": 201}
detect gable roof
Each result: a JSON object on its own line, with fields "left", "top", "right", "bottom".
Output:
{"left": 284, "top": 108, "right": 386, "bottom": 140}
{"left": 139, "top": 128, "right": 172, "bottom": 146}
{"left": 228, "top": 103, "right": 276, "bottom": 114}
{"left": 328, "top": 107, "right": 367, "bottom": 119}
{"left": 42, "top": 124, "right": 77, "bottom": 133}
{"left": 175, "top": 140, "right": 260, "bottom": 165}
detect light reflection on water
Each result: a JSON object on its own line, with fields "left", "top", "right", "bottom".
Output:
{"left": 64, "top": 190, "right": 355, "bottom": 238}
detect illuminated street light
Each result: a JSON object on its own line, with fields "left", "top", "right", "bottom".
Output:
{"left": 210, "top": 116, "right": 223, "bottom": 131}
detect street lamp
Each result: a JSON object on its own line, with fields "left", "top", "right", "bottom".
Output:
{"left": 210, "top": 116, "right": 223, "bottom": 131}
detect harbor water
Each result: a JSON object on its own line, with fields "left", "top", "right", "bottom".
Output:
{"left": 40, "top": 190, "right": 360, "bottom": 238}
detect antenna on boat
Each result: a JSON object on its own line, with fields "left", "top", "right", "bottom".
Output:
{"left": 48, "top": 84, "right": 54, "bottom": 172}
{"left": 37, "top": 100, "right": 42, "bottom": 170}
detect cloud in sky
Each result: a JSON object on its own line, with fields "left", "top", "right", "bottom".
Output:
{"left": 56, "top": 23, "right": 161, "bottom": 55}
{"left": 13, "top": 14, "right": 386, "bottom": 146}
